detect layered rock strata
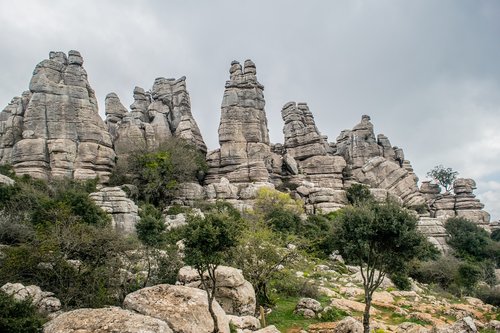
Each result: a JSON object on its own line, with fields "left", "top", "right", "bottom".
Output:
{"left": 106, "top": 76, "right": 207, "bottom": 161}
{"left": 89, "top": 186, "right": 140, "bottom": 233}
{"left": 206, "top": 60, "right": 280, "bottom": 186}
{"left": 0, "top": 51, "right": 115, "bottom": 181}
{"left": 336, "top": 115, "right": 425, "bottom": 207}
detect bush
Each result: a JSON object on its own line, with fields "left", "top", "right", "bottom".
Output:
{"left": 475, "top": 285, "right": 500, "bottom": 306}
{"left": 346, "top": 183, "right": 373, "bottom": 205}
{"left": 320, "top": 306, "right": 349, "bottom": 322}
{"left": 0, "top": 291, "right": 45, "bottom": 333}
{"left": 390, "top": 272, "right": 412, "bottom": 291}
{"left": 136, "top": 204, "right": 165, "bottom": 247}
{"left": 271, "top": 270, "right": 319, "bottom": 299}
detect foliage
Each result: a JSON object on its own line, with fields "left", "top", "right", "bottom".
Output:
{"left": 475, "top": 285, "right": 500, "bottom": 306}
{"left": 253, "top": 187, "right": 304, "bottom": 217}
{"left": 299, "top": 214, "right": 337, "bottom": 258}
{"left": 271, "top": 269, "right": 319, "bottom": 299}
{"left": 331, "top": 200, "right": 430, "bottom": 333}
{"left": 110, "top": 138, "right": 207, "bottom": 208}
{"left": 389, "top": 272, "right": 412, "bottom": 291}
{"left": 136, "top": 204, "right": 165, "bottom": 247}
{"left": 491, "top": 229, "right": 500, "bottom": 242}
{"left": 427, "top": 165, "right": 458, "bottom": 192}
{"left": 265, "top": 296, "right": 322, "bottom": 331}
{"left": 346, "top": 183, "right": 374, "bottom": 205}
{"left": 230, "top": 227, "right": 298, "bottom": 306}
{"left": 0, "top": 291, "right": 46, "bottom": 333}
{"left": 320, "top": 306, "right": 349, "bottom": 322}
{"left": 445, "top": 217, "right": 500, "bottom": 265}
{"left": 182, "top": 204, "right": 242, "bottom": 333}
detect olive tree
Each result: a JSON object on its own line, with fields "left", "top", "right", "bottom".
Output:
{"left": 182, "top": 203, "right": 241, "bottom": 333}
{"left": 332, "top": 200, "right": 429, "bottom": 333}
{"left": 427, "top": 165, "right": 458, "bottom": 193}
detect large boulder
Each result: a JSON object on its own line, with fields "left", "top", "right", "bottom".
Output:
{"left": 43, "top": 307, "right": 173, "bottom": 333}
{"left": 177, "top": 266, "right": 256, "bottom": 316}
{"left": 0, "top": 51, "right": 115, "bottom": 181}
{"left": 123, "top": 284, "right": 230, "bottom": 333}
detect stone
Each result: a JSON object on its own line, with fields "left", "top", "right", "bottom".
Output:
{"left": 89, "top": 186, "right": 139, "bottom": 233}
{"left": 434, "top": 316, "right": 477, "bottom": 333}
{"left": 0, "top": 174, "right": 14, "bottom": 186}
{"left": 295, "top": 297, "right": 323, "bottom": 318}
{"left": 123, "top": 284, "right": 230, "bottom": 333}
{"left": 43, "top": 307, "right": 173, "bottom": 333}
{"left": 254, "top": 325, "right": 281, "bottom": 333}
{"left": 333, "top": 316, "right": 364, "bottom": 333}
{"left": 1, "top": 282, "right": 61, "bottom": 314}
{"left": 177, "top": 266, "right": 256, "bottom": 316}
{"left": 395, "top": 322, "right": 430, "bottom": 333}
{"left": 205, "top": 60, "right": 276, "bottom": 185}
{"left": 227, "top": 315, "right": 261, "bottom": 330}
{"left": 417, "top": 217, "right": 449, "bottom": 252}
{"left": 0, "top": 51, "right": 115, "bottom": 181}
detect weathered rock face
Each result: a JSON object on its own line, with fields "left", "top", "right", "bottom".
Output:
{"left": 417, "top": 217, "right": 449, "bottom": 252}
{"left": 89, "top": 186, "right": 139, "bottom": 233}
{"left": 43, "top": 307, "right": 173, "bottom": 333}
{"left": 422, "top": 178, "right": 490, "bottom": 229}
{"left": 177, "top": 265, "right": 256, "bottom": 316}
{"left": 0, "top": 51, "right": 115, "bottom": 181}
{"left": 336, "top": 115, "right": 425, "bottom": 207}
{"left": 106, "top": 76, "right": 207, "bottom": 161}
{"left": 123, "top": 284, "right": 230, "bottom": 333}
{"left": 1, "top": 282, "right": 61, "bottom": 315}
{"left": 206, "top": 60, "right": 279, "bottom": 185}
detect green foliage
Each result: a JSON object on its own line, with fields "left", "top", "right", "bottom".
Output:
{"left": 491, "top": 229, "right": 500, "bottom": 242}
{"left": 266, "top": 208, "right": 302, "bottom": 234}
{"left": 346, "top": 183, "right": 373, "bottom": 205}
{"left": 457, "top": 261, "right": 482, "bottom": 291}
{"left": 475, "top": 285, "right": 500, "bottom": 306}
{"left": 136, "top": 204, "right": 165, "bottom": 247}
{"left": 299, "top": 214, "right": 337, "bottom": 258}
{"left": 427, "top": 165, "right": 458, "bottom": 192}
{"left": 265, "top": 296, "right": 322, "bottom": 331}
{"left": 110, "top": 138, "right": 207, "bottom": 208}
{"left": 253, "top": 187, "right": 304, "bottom": 217}
{"left": 320, "top": 306, "right": 349, "bottom": 322}
{"left": 271, "top": 270, "right": 319, "bottom": 299}
{"left": 389, "top": 272, "right": 412, "bottom": 291}
{"left": 0, "top": 291, "right": 46, "bottom": 333}
{"left": 0, "top": 164, "right": 16, "bottom": 178}
{"left": 445, "top": 217, "right": 500, "bottom": 265}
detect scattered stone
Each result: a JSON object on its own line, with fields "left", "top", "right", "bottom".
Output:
{"left": 295, "top": 297, "right": 323, "bottom": 318}
{"left": 1, "top": 282, "right": 61, "bottom": 314}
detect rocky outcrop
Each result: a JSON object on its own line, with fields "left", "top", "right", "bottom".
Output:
{"left": 205, "top": 60, "right": 280, "bottom": 185}
{"left": 1, "top": 282, "right": 61, "bottom": 315}
{"left": 107, "top": 76, "right": 207, "bottom": 161}
{"left": 422, "top": 178, "right": 491, "bottom": 229}
{"left": 336, "top": 115, "right": 425, "bottom": 207}
{"left": 123, "top": 284, "right": 230, "bottom": 333}
{"left": 177, "top": 265, "right": 256, "bottom": 316}
{"left": 89, "top": 186, "right": 139, "bottom": 233}
{"left": 0, "top": 51, "right": 115, "bottom": 181}
{"left": 417, "top": 217, "right": 449, "bottom": 252}
{"left": 43, "top": 307, "right": 173, "bottom": 333}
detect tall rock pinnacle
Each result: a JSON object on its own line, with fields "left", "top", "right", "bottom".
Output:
{"left": 0, "top": 51, "right": 115, "bottom": 181}
{"left": 206, "top": 60, "right": 276, "bottom": 184}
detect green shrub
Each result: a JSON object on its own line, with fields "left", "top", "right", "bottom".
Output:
{"left": 0, "top": 291, "right": 45, "bottom": 333}
{"left": 137, "top": 204, "right": 166, "bottom": 247}
{"left": 475, "top": 285, "right": 500, "bottom": 306}
{"left": 390, "top": 272, "right": 412, "bottom": 291}
{"left": 320, "top": 306, "right": 349, "bottom": 322}
{"left": 271, "top": 270, "right": 319, "bottom": 299}
{"left": 346, "top": 183, "right": 373, "bottom": 205}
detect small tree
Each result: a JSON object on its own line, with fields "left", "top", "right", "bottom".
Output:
{"left": 427, "top": 165, "right": 458, "bottom": 193}
{"left": 182, "top": 205, "right": 241, "bottom": 333}
{"left": 332, "top": 200, "right": 429, "bottom": 333}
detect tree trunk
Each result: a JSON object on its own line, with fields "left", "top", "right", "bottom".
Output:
{"left": 363, "top": 294, "right": 371, "bottom": 333}
{"left": 208, "top": 294, "right": 220, "bottom": 333}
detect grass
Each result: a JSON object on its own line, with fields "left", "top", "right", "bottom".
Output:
{"left": 266, "top": 296, "right": 323, "bottom": 331}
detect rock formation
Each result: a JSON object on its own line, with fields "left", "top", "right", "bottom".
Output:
{"left": 0, "top": 51, "right": 115, "bottom": 181}
{"left": 336, "top": 115, "right": 425, "bottom": 207}
{"left": 106, "top": 76, "right": 207, "bottom": 162}
{"left": 123, "top": 284, "right": 230, "bottom": 333}
{"left": 205, "top": 60, "right": 279, "bottom": 185}
{"left": 89, "top": 186, "right": 140, "bottom": 233}
{"left": 1, "top": 282, "right": 61, "bottom": 315}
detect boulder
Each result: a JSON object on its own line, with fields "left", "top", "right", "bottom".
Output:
{"left": 434, "top": 316, "right": 477, "bottom": 333}
{"left": 1, "top": 282, "right": 61, "bottom": 314}
{"left": 43, "top": 307, "right": 173, "bottom": 333}
{"left": 295, "top": 297, "right": 323, "bottom": 318}
{"left": 227, "top": 315, "right": 261, "bottom": 331}
{"left": 123, "top": 284, "right": 230, "bottom": 333}
{"left": 177, "top": 266, "right": 256, "bottom": 316}
{"left": 253, "top": 325, "right": 281, "bottom": 333}
{"left": 334, "top": 316, "right": 363, "bottom": 333}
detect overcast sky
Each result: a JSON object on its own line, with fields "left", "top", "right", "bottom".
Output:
{"left": 1, "top": 0, "right": 499, "bottom": 220}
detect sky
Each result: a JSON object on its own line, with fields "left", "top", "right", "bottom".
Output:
{"left": 0, "top": 0, "right": 499, "bottom": 220}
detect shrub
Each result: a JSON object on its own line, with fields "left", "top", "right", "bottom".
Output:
{"left": 136, "top": 204, "right": 165, "bottom": 247}
{"left": 271, "top": 270, "right": 319, "bottom": 299}
{"left": 390, "top": 272, "right": 412, "bottom": 291}
{"left": 475, "top": 285, "right": 500, "bottom": 306}
{"left": 345, "top": 183, "right": 373, "bottom": 205}
{"left": 491, "top": 229, "right": 500, "bottom": 242}
{"left": 320, "top": 306, "right": 349, "bottom": 322}
{"left": 0, "top": 291, "right": 45, "bottom": 333}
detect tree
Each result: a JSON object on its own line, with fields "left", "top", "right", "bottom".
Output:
{"left": 182, "top": 205, "right": 241, "bottom": 333}
{"left": 427, "top": 165, "right": 458, "bottom": 193}
{"left": 332, "top": 200, "right": 429, "bottom": 333}
{"left": 346, "top": 183, "right": 374, "bottom": 205}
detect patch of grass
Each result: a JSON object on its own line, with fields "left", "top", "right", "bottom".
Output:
{"left": 266, "top": 296, "right": 322, "bottom": 331}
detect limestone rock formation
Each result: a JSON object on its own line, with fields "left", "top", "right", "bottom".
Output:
{"left": 123, "top": 284, "right": 230, "bottom": 333}
{"left": 107, "top": 76, "right": 207, "bottom": 162}
{"left": 43, "top": 307, "right": 173, "bottom": 333}
{"left": 417, "top": 217, "right": 449, "bottom": 252}
{"left": 421, "top": 178, "right": 490, "bottom": 229}
{"left": 1, "top": 282, "right": 61, "bottom": 314}
{"left": 0, "top": 51, "right": 115, "bottom": 181}
{"left": 89, "top": 186, "right": 139, "bottom": 233}
{"left": 205, "top": 60, "right": 279, "bottom": 185}
{"left": 177, "top": 265, "right": 256, "bottom": 316}
{"left": 336, "top": 115, "right": 425, "bottom": 207}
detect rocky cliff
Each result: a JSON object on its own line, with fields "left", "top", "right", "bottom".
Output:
{"left": 0, "top": 51, "right": 493, "bottom": 236}
{"left": 0, "top": 51, "right": 115, "bottom": 181}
